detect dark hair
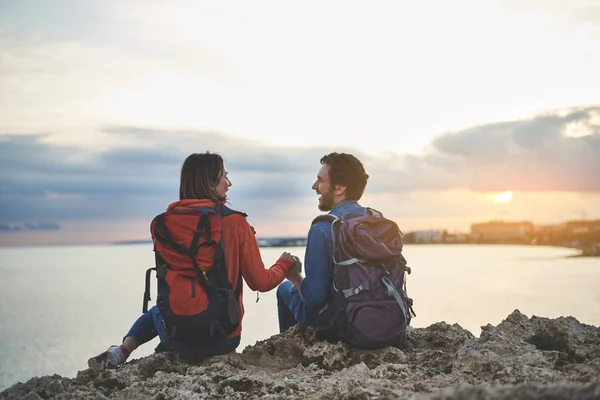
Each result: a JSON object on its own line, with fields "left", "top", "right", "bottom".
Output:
{"left": 179, "top": 152, "right": 225, "bottom": 202}
{"left": 320, "top": 152, "right": 369, "bottom": 200}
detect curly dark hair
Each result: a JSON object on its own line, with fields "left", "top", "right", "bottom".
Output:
{"left": 320, "top": 152, "right": 369, "bottom": 200}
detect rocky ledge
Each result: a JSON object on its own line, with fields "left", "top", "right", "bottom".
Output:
{"left": 2, "top": 310, "right": 600, "bottom": 400}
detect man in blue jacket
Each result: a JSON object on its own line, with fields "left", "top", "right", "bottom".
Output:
{"left": 277, "top": 152, "right": 370, "bottom": 332}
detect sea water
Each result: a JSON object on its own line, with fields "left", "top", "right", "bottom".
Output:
{"left": 0, "top": 244, "right": 598, "bottom": 390}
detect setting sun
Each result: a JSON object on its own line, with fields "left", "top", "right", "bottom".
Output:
{"left": 492, "top": 191, "right": 513, "bottom": 204}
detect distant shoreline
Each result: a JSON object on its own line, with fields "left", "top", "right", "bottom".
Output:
{"left": 110, "top": 240, "right": 596, "bottom": 256}
{"left": 0, "top": 241, "right": 597, "bottom": 257}
{"left": 400, "top": 242, "right": 598, "bottom": 257}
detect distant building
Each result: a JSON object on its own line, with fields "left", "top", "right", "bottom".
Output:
{"left": 532, "top": 223, "right": 565, "bottom": 244}
{"left": 564, "top": 219, "right": 600, "bottom": 235}
{"left": 257, "top": 237, "right": 307, "bottom": 247}
{"left": 470, "top": 220, "right": 534, "bottom": 243}
{"left": 443, "top": 232, "right": 470, "bottom": 244}
{"left": 533, "top": 223, "right": 565, "bottom": 234}
{"left": 410, "top": 230, "right": 443, "bottom": 244}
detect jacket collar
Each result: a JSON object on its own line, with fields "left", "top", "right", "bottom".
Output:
{"left": 330, "top": 199, "right": 360, "bottom": 214}
{"left": 167, "top": 199, "right": 225, "bottom": 211}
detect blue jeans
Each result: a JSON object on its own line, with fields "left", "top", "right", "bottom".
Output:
{"left": 126, "top": 306, "right": 240, "bottom": 357}
{"left": 277, "top": 281, "right": 315, "bottom": 333}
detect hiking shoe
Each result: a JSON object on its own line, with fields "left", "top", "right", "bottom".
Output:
{"left": 88, "top": 344, "right": 130, "bottom": 370}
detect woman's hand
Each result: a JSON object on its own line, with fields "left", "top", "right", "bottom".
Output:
{"left": 280, "top": 253, "right": 302, "bottom": 286}
{"left": 281, "top": 253, "right": 302, "bottom": 273}
{"left": 279, "top": 252, "right": 296, "bottom": 262}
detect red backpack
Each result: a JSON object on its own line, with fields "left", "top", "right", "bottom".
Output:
{"left": 143, "top": 204, "right": 246, "bottom": 349}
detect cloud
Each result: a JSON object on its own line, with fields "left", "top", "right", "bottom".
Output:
{"left": 364, "top": 106, "right": 600, "bottom": 193}
{"left": 1, "top": 106, "right": 599, "bottom": 228}
{"left": 0, "top": 221, "right": 60, "bottom": 232}
{"left": 0, "top": 131, "right": 314, "bottom": 222}
{"left": 428, "top": 107, "right": 600, "bottom": 192}
{"left": 0, "top": 134, "right": 178, "bottom": 221}
{"left": 3, "top": 1, "right": 600, "bottom": 159}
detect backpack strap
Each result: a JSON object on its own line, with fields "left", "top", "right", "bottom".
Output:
{"left": 142, "top": 266, "right": 156, "bottom": 313}
{"left": 188, "top": 210, "right": 215, "bottom": 293}
{"left": 381, "top": 276, "right": 409, "bottom": 325}
{"left": 212, "top": 205, "right": 249, "bottom": 327}
{"left": 216, "top": 204, "right": 248, "bottom": 218}
{"left": 311, "top": 214, "right": 336, "bottom": 225}
{"left": 214, "top": 204, "right": 247, "bottom": 299}
{"left": 312, "top": 207, "right": 381, "bottom": 225}
{"left": 190, "top": 211, "right": 214, "bottom": 254}
{"left": 310, "top": 214, "right": 363, "bottom": 267}
{"left": 366, "top": 207, "right": 383, "bottom": 217}
{"left": 153, "top": 212, "right": 191, "bottom": 256}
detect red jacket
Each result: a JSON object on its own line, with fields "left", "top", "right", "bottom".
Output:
{"left": 162, "top": 199, "right": 293, "bottom": 338}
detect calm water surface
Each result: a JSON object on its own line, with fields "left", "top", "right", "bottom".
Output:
{"left": 0, "top": 244, "right": 598, "bottom": 390}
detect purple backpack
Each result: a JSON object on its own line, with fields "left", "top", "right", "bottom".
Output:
{"left": 313, "top": 208, "right": 415, "bottom": 349}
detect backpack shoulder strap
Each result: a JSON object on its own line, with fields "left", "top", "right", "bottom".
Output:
{"left": 152, "top": 212, "right": 190, "bottom": 255}
{"left": 216, "top": 204, "right": 257, "bottom": 233}
{"left": 366, "top": 207, "right": 383, "bottom": 217}
{"left": 311, "top": 214, "right": 336, "bottom": 225}
{"left": 310, "top": 214, "right": 354, "bottom": 267}
{"left": 312, "top": 207, "right": 380, "bottom": 226}
{"left": 213, "top": 204, "right": 246, "bottom": 298}
{"left": 216, "top": 204, "right": 248, "bottom": 218}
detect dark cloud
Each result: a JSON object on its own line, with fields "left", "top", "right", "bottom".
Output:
{"left": 100, "top": 147, "right": 182, "bottom": 166}
{"left": 0, "top": 134, "right": 179, "bottom": 221}
{"left": 99, "top": 126, "right": 367, "bottom": 200}
{"left": 0, "top": 130, "right": 338, "bottom": 223}
{"left": 367, "top": 106, "right": 600, "bottom": 193}
{"left": 0, "top": 134, "right": 179, "bottom": 198}
{"left": 1, "top": 107, "right": 599, "bottom": 228}
{"left": 0, "top": 220, "right": 59, "bottom": 232}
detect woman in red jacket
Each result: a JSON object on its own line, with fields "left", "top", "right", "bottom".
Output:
{"left": 88, "top": 152, "right": 297, "bottom": 369}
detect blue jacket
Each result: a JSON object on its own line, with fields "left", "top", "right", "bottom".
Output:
{"left": 297, "top": 200, "right": 368, "bottom": 324}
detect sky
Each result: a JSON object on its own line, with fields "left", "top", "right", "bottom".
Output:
{"left": 1, "top": 0, "right": 599, "bottom": 246}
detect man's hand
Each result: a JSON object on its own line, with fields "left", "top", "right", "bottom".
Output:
{"left": 286, "top": 270, "right": 303, "bottom": 289}
{"left": 289, "top": 255, "right": 302, "bottom": 274}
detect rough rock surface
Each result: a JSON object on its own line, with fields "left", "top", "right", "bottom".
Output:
{"left": 2, "top": 310, "right": 599, "bottom": 399}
